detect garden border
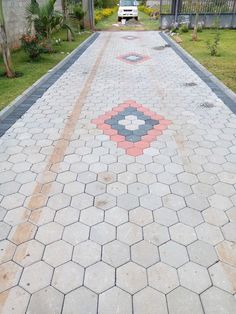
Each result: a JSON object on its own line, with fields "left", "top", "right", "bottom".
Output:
{"left": 0, "top": 32, "right": 100, "bottom": 137}
{"left": 160, "top": 31, "right": 236, "bottom": 114}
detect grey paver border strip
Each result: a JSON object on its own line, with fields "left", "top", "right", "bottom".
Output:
{"left": 159, "top": 31, "right": 236, "bottom": 114}
{"left": 0, "top": 32, "right": 100, "bottom": 136}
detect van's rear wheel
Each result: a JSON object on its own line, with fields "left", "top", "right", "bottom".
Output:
{"left": 118, "top": 17, "right": 122, "bottom": 22}
{"left": 135, "top": 17, "right": 138, "bottom": 21}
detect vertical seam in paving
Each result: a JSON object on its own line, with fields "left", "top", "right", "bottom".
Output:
{"left": 0, "top": 32, "right": 111, "bottom": 311}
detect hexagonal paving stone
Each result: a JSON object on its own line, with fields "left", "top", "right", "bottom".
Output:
{"left": 105, "top": 206, "right": 128, "bottom": 226}
{"left": 203, "top": 207, "right": 228, "bottom": 226}
{"left": 167, "top": 286, "right": 204, "bottom": 314}
{"left": 148, "top": 262, "right": 179, "bottom": 293}
{"left": 95, "top": 193, "right": 116, "bottom": 210}
{"left": 47, "top": 193, "right": 71, "bottom": 210}
{"left": 162, "top": 194, "right": 185, "bottom": 211}
{"left": 196, "top": 223, "right": 224, "bottom": 245}
{"left": 80, "top": 206, "right": 104, "bottom": 226}
{"left": 137, "top": 172, "right": 157, "bottom": 185}
{"left": 77, "top": 171, "right": 97, "bottom": 184}
{"left": 153, "top": 207, "right": 178, "bottom": 226}
{"left": 20, "top": 261, "right": 53, "bottom": 293}
{"left": 8, "top": 222, "right": 37, "bottom": 245}
{"left": 117, "top": 262, "right": 147, "bottom": 294}
{"left": 0, "top": 261, "right": 22, "bottom": 293}
{"left": 160, "top": 241, "right": 189, "bottom": 268}
{"left": 178, "top": 207, "right": 203, "bottom": 227}
{"left": 170, "top": 223, "right": 197, "bottom": 245}
{"left": 185, "top": 194, "right": 209, "bottom": 211}
{"left": 222, "top": 222, "right": 236, "bottom": 242}
{"left": 63, "top": 181, "right": 85, "bottom": 196}
{"left": 98, "top": 287, "right": 132, "bottom": 314}
{"left": 71, "top": 193, "right": 94, "bottom": 210}
{"left": 140, "top": 194, "right": 162, "bottom": 210}
{"left": 150, "top": 182, "right": 170, "bottom": 197}
{"left": 102, "top": 240, "right": 130, "bottom": 267}
{"left": 98, "top": 171, "right": 116, "bottom": 184}
{"left": 133, "top": 287, "right": 168, "bottom": 314}
{"left": 0, "top": 221, "right": 11, "bottom": 240}
{"left": 43, "top": 240, "right": 73, "bottom": 267}
{"left": 128, "top": 182, "right": 148, "bottom": 197}
{"left": 209, "top": 262, "right": 236, "bottom": 294}
{"left": 170, "top": 182, "right": 192, "bottom": 197}
{"left": 131, "top": 240, "right": 159, "bottom": 267}
{"left": 84, "top": 261, "right": 115, "bottom": 293}
{"left": 1, "top": 286, "right": 29, "bottom": 314}
{"left": 214, "top": 182, "right": 236, "bottom": 197}
{"left": 118, "top": 172, "right": 137, "bottom": 184}
{"left": 144, "top": 222, "right": 170, "bottom": 246}
{"left": 13, "top": 239, "right": 44, "bottom": 267}
{"left": 27, "top": 286, "right": 63, "bottom": 314}
{"left": 4, "top": 207, "right": 30, "bottom": 226}
{"left": 107, "top": 182, "right": 127, "bottom": 196}
{"left": 117, "top": 222, "right": 142, "bottom": 245}
{"left": 178, "top": 262, "right": 211, "bottom": 293}
{"left": 63, "top": 222, "right": 89, "bottom": 245}
{"left": 54, "top": 207, "right": 79, "bottom": 226}
{"left": 35, "top": 222, "right": 63, "bottom": 245}
{"left": 90, "top": 222, "right": 116, "bottom": 245}
{"left": 216, "top": 240, "right": 236, "bottom": 267}
{"left": 201, "top": 286, "right": 236, "bottom": 314}
{"left": 129, "top": 207, "right": 153, "bottom": 226}
{"left": 85, "top": 182, "right": 106, "bottom": 196}
{"left": 63, "top": 287, "right": 97, "bottom": 314}
{"left": 192, "top": 183, "right": 215, "bottom": 197}
{"left": 188, "top": 240, "right": 218, "bottom": 267}
{"left": 0, "top": 240, "right": 16, "bottom": 264}
{"left": 117, "top": 194, "right": 139, "bottom": 210}
{"left": 52, "top": 261, "right": 84, "bottom": 293}
{"left": 209, "top": 194, "right": 233, "bottom": 210}
{"left": 73, "top": 240, "right": 101, "bottom": 267}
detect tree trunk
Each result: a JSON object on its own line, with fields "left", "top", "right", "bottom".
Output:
{"left": 0, "top": 25, "right": 15, "bottom": 78}
{"left": 192, "top": 12, "right": 199, "bottom": 41}
{"left": 62, "top": 0, "right": 72, "bottom": 42}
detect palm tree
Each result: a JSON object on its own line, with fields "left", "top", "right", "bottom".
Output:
{"left": 61, "top": 0, "right": 72, "bottom": 41}
{"left": 0, "top": 0, "right": 15, "bottom": 78}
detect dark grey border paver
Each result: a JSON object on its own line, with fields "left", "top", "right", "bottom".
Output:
{"left": 159, "top": 32, "right": 236, "bottom": 114}
{"left": 0, "top": 32, "right": 100, "bottom": 137}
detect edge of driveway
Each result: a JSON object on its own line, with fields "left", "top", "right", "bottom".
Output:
{"left": 160, "top": 32, "right": 236, "bottom": 114}
{"left": 0, "top": 32, "right": 100, "bottom": 137}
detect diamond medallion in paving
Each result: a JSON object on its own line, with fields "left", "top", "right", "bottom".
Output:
{"left": 92, "top": 100, "right": 171, "bottom": 156}
{"left": 117, "top": 52, "right": 150, "bottom": 65}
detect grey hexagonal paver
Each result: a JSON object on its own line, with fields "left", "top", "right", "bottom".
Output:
{"left": 63, "top": 222, "right": 89, "bottom": 245}
{"left": 117, "top": 222, "right": 142, "bottom": 245}
{"left": 154, "top": 207, "right": 178, "bottom": 226}
{"left": 170, "top": 223, "right": 197, "bottom": 245}
{"left": 196, "top": 223, "right": 224, "bottom": 245}
{"left": 71, "top": 193, "right": 94, "bottom": 210}
{"left": 80, "top": 206, "right": 104, "bottom": 226}
{"left": 0, "top": 286, "right": 29, "bottom": 314}
{"left": 63, "top": 287, "right": 97, "bottom": 314}
{"left": 131, "top": 240, "right": 159, "bottom": 267}
{"left": 13, "top": 239, "right": 44, "bottom": 267}
{"left": 117, "top": 262, "right": 147, "bottom": 294}
{"left": 90, "top": 222, "right": 116, "bottom": 245}
{"left": 160, "top": 241, "right": 189, "bottom": 268}
{"left": 35, "top": 222, "right": 63, "bottom": 245}
{"left": 54, "top": 207, "right": 79, "bottom": 226}
{"left": 188, "top": 240, "right": 218, "bottom": 267}
{"left": 20, "top": 261, "right": 53, "bottom": 293}
{"left": 73, "top": 240, "right": 101, "bottom": 267}
{"left": 98, "top": 287, "right": 132, "bottom": 314}
{"left": 43, "top": 240, "right": 73, "bottom": 267}
{"left": 167, "top": 287, "right": 204, "bottom": 314}
{"left": 84, "top": 261, "right": 115, "bottom": 293}
{"left": 0, "top": 261, "right": 22, "bottom": 293}
{"left": 140, "top": 194, "right": 162, "bottom": 210}
{"left": 178, "top": 207, "right": 203, "bottom": 227}
{"left": 129, "top": 206, "right": 153, "bottom": 226}
{"left": 133, "top": 287, "right": 168, "bottom": 314}
{"left": 178, "top": 262, "right": 211, "bottom": 293}
{"left": 52, "top": 261, "right": 84, "bottom": 293}
{"left": 105, "top": 206, "right": 128, "bottom": 226}
{"left": 27, "top": 286, "right": 63, "bottom": 314}
{"left": 117, "top": 193, "right": 139, "bottom": 210}
{"left": 102, "top": 240, "right": 130, "bottom": 267}
{"left": 144, "top": 222, "right": 170, "bottom": 246}
{"left": 148, "top": 262, "right": 179, "bottom": 293}
{"left": 209, "top": 262, "right": 236, "bottom": 294}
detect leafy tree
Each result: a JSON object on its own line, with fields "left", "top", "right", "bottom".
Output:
{"left": 0, "top": 0, "right": 15, "bottom": 77}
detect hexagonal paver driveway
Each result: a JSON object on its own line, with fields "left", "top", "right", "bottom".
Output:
{"left": 1, "top": 30, "right": 236, "bottom": 314}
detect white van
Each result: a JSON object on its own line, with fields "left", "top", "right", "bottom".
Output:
{"left": 118, "top": 0, "right": 139, "bottom": 22}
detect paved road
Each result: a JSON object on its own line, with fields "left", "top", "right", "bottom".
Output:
{"left": 0, "top": 31, "right": 236, "bottom": 313}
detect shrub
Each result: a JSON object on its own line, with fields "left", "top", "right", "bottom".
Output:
{"left": 95, "top": 7, "right": 115, "bottom": 24}
{"left": 138, "top": 5, "right": 158, "bottom": 17}
{"left": 207, "top": 32, "right": 220, "bottom": 56}
{"left": 179, "top": 23, "right": 189, "bottom": 33}
{"left": 21, "top": 33, "right": 43, "bottom": 59}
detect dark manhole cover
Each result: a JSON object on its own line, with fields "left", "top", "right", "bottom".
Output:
{"left": 184, "top": 82, "right": 197, "bottom": 87}
{"left": 201, "top": 102, "right": 215, "bottom": 108}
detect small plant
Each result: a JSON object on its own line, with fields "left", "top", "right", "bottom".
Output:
{"left": 207, "top": 31, "right": 220, "bottom": 56}
{"left": 21, "top": 33, "right": 42, "bottom": 60}
{"left": 179, "top": 23, "right": 189, "bottom": 33}
{"left": 54, "top": 37, "right": 61, "bottom": 46}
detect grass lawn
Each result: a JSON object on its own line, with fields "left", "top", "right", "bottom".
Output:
{"left": 0, "top": 30, "right": 91, "bottom": 111}
{"left": 96, "top": 11, "right": 159, "bottom": 31}
{"left": 177, "top": 29, "right": 236, "bottom": 93}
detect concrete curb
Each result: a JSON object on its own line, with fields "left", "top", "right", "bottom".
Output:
{"left": 0, "top": 32, "right": 100, "bottom": 136}
{"left": 159, "top": 32, "right": 236, "bottom": 114}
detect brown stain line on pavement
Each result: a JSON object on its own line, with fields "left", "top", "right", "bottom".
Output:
{"left": 0, "top": 33, "right": 111, "bottom": 309}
